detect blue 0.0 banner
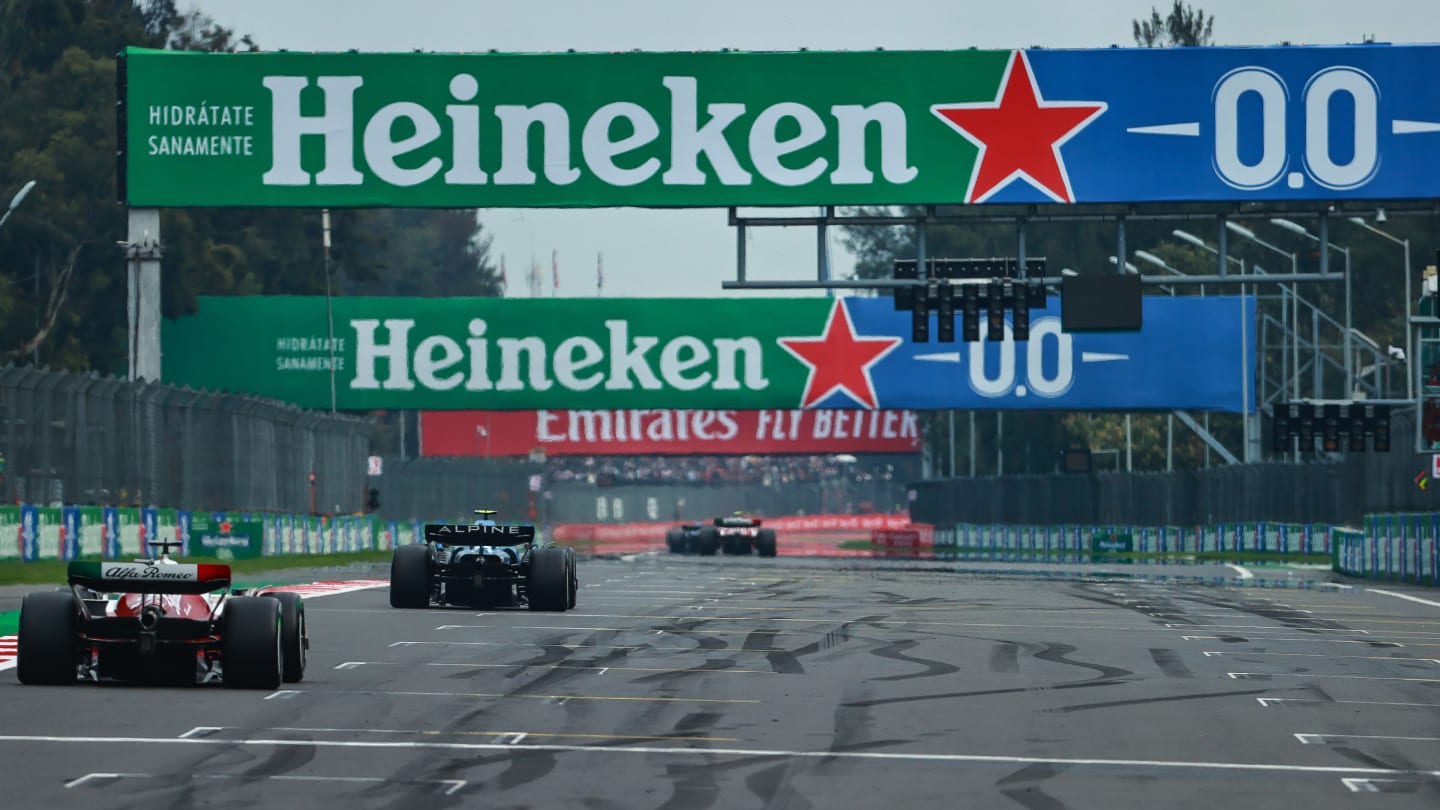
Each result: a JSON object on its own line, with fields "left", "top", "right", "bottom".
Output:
{"left": 844, "top": 295, "right": 1255, "bottom": 414}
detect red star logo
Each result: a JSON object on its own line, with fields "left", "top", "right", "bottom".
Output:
{"left": 219, "top": 521, "right": 232, "bottom": 535}
{"left": 778, "top": 301, "right": 901, "bottom": 410}
{"left": 931, "top": 50, "right": 1106, "bottom": 203}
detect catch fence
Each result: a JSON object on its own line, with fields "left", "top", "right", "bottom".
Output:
{"left": 0, "top": 365, "right": 369, "bottom": 514}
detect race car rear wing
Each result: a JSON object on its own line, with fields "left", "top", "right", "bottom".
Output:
{"left": 424, "top": 523, "right": 537, "bottom": 544}
{"left": 67, "top": 561, "right": 233, "bottom": 594}
{"left": 715, "top": 516, "right": 761, "bottom": 527}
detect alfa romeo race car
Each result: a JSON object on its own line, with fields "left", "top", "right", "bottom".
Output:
{"left": 16, "top": 541, "right": 306, "bottom": 689}
{"left": 390, "top": 510, "right": 577, "bottom": 611}
{"left": 666, "top": 515, "right": 777, "bottom": 557}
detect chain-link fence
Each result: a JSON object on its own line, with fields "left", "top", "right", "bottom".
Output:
{"left": 911, "top": 408, "right": 1433, "bottom": 527}
{"left": 375, "top": 457, "right": 537, "bottom": 523}
{"left": 0, "top": 365, "right": 370, "bottom": 513}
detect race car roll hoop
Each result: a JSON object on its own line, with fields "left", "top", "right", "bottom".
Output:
{"left": 390, "top": 510, "right": 578, "bottom": 611}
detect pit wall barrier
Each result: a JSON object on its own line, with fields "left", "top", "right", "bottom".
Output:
{"left": 0, "top": 503, "right": 427, "bottom": 562}
{"left": 932, "top": 522, "right": 1336, "bottom": 560}
{"left": 1332, "top": 514, "right": 1440, "bottom": 587}
{"left": 552, "top": 514, "right": 919, "bottom": 543}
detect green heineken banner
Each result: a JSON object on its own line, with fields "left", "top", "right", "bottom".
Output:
{"left": 189, "top": 516, "right": 264, "bottom": 560}
{"left": 120, "top": 45, "right": 1440, "bottom": 208}
{"left": 163, "top": 294, "right": 1254, "bottom": 412}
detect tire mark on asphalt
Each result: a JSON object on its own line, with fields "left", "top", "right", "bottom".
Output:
{"left": 241, "top": 737, "right": 318, "bottom": 778}
{"left": 1148, "top": 648, "right": 1194, "bottom": 679}
{"left": 1033, "top": 643, "right": 1132, "bottom": 682}
{"left": 673, "top": 712, "right": 722, "bottom": 735}
{"left": 655, "top": 763, "right": 721, "bottom": 810}
{"left": 628, "top": 658, "right": 742, "bottom": 684}
{"left": 996, "top": 763, "right": 1069, "bottom": 810}
{"left": 844, "top": 679, "right": 1127, "bottom": 708}
{"left": 867, "top": 639, "right": 961, "bottom": 682}
{"left": 871, "top": 591, "right": 953, "bottom": 606}
{"left": 745, "top": 630, "right": 805, "bottom": 675}
{"left": 744, "top": 762, "right": 815, "bottom": 810}
{"left": 1057, "top": 688, "right": 1270, "bottom": 714}
{"left": 828, "top": 683, "right": 874, "bottom": 762}
{"left": 496, "top": 750, "right": 558, "bottom": 791}
{"left": 990, "top": 642, "right": 1020, "bottom": 673}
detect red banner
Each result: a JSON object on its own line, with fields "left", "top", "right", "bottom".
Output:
{"left": 551, "top": 515, "right": 927, "bottom": 542}
{"left": 421, "top": 409, "right": 921, "bottom": 457}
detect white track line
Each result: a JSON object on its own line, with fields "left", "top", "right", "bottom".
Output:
{"left": 1229, "top": 672, "right": 1440, "bottom": 683}
{"left": 1202, "top": 651, "right": 1439, "bottom": 663}
{"left": 1226, "top": 565, "right": 1255, "bottom": 580}
{"left": 5, "top": 734, "right": 1439, "bottom": 778}
{"left": 1297, "top": 733, "right": 1440, "bottom": 744}
{"left": 63, "top": 772, "right": 465, "bottom": 794}
{"left": 1257, "top": 698, "right": 1440, "bottom": 709}
{"left": 1369, "top": 589, "right": 1440, "bottom": 609}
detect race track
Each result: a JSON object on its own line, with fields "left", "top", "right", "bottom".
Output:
{"left": 3, "top": 555, "right": 1439, "bottom": 808}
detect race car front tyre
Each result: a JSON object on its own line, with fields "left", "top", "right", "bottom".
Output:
{"left": 271, "top": 592, "right": 307, "bottom": 683}
{"left": 756, "top": 529, "right": 778, "bottom": 558}
{"left": 390, "top": 544, "right": 432, "bottom": 608}
{"left": 528, "top": 546, "right": 570, "bottom": 612}
{"left": 665, "top": 528, "right": 682, "bottom": 553}
{"left": 17, "top": 591, "right": 77, "bottom": 685}
{"left": 223, "top": 596, "right": 283, "bottom": 690}
{"left": 696, "top": 527, "right": 720, "bottom": 556}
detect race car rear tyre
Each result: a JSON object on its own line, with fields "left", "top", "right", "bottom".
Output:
{"left": 271, "top": 592, "right": 307, "bottom": 683}
{"left": 390, "top": 544, "right": 432, "bottom": 609}
{"left": 565, "top": 548, "right": 578, "bottom": 609}
{"left": 223, "top": 596, "right": 282, "bottom": 690}
{"left": 665, "top": 528, "right": 682, "bottom": 553}
{"left": 756, "top": 529, "right": 778, "bottom": 558}
{"left": 528, "top": 546, "right": 569, "bottom": 612}
{"left": 696, "top": 527, "right": 720, "bottom": 556}
{"left": 17, "top": 591, "right": 77, "bottom": 685}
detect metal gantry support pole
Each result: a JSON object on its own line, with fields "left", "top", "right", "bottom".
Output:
{"left": 817, "top": 205, "right": 832, "bottom": 297}
{"left": 1018, "top": 218, "right": 1028, "bottom": 276}
{"left": 968, "top": 411, "right": 976, "bottom": 477}
{"left": 1343, "top": 245, "right": 1353, "bottom": 397}
{"left": 948, "top": 410, "right": 956, "bottom": 478}
{"left": 125, "top": 208, "right": 163, "bottom": 382}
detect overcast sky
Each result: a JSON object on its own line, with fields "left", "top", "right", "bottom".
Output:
{"left": 187, "top": 0, "right": 1440, "bottom": 299}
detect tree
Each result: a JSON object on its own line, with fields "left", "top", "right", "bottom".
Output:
{"left": 0, "top": 3, "right": 503, "bottom": 374}
{"left": 1133, "top": 1, "right": 1215, "bottom": 47}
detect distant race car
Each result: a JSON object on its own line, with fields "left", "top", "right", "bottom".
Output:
{"left": 16, "top": 540, "right": 307, "bottom": 689}
{"left": 666, "top": 514, "right": 777, "bottom": 557}
{"left": 390, "top": 509, "right": 577, "bottom": 611}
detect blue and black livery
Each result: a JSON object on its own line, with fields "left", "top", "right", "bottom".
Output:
{"left": 390, "top": 509, "right": 577, "bottom": 611}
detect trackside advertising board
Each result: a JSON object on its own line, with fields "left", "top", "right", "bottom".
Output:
{"left": 420, "top": 409, "right": 923, "bottom": 457}
{"left": 162, "top": 295, "right": 1255, "bottom": 413}
{"left": 121, "top": 45, "right": 1440, "bottom": 207}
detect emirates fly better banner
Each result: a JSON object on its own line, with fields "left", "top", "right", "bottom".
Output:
{"left": 122, "top": 45, "right": 1440, "bottom": 207}
{"left": 161, "top": 296, "right": 1256, "bottom": 413}
{"left": 420, "top": 410, "right": 922, "bottom": 457}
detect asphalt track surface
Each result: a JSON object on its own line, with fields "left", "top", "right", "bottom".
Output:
{"left": 3, "top": 554, "right": 1440, "bottom": 809}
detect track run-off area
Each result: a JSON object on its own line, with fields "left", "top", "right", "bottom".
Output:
{"left": 3, "top": 554, "right": 1440, "bottom": 808}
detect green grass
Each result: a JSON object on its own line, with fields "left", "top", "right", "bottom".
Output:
{"left": 0, "top": 551, "right": 393, "bottom": 587}
{"left": 835, "top": 540, "right": 1331, "bottom": 565}
{"left": 0, "top": 611, "right": 16, "bottom": 636}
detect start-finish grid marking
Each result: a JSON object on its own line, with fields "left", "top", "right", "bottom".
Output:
{"left": 3, "top": 734, "right": 1440, "bottom": 780}
{"left": 0, "top": 579, "right": 387, "bottom": 672}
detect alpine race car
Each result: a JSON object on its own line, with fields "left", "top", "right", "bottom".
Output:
{"left": 667, "top": 515, "right": 777, "bottom": 557}
{"left": 390, "top": 510, "right": 577, "bottom": 611}
{"left": 665, "top": 522, "right": 717, "bottom": 555}
{"left": 15, "top": 541, "right": 307, "bottom": 689}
